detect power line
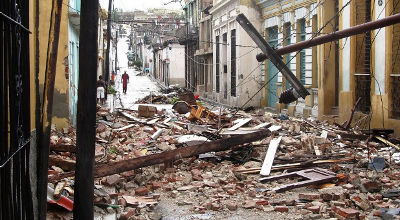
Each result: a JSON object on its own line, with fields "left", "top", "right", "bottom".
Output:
{"left": 183, "top": 47, "right": 258, "bottom": 66}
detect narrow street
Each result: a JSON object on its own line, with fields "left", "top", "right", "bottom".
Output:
{"left": 110, "top": 37, "right": 161, "bottom": 110}
{"left": 1, "top": 0, "right": 400, "bottom": 219}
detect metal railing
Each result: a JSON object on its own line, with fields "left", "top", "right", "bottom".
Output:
{"left": 0, "top": 0, "right": 34, "bottom": 219}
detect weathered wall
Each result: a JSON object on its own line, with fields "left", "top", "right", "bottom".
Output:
{"left": 169, "top": 44, "right": 186, "bottom": 87}
{"left": 211, "top": 0, "right": 263, "bottom": 108}
{"left": 29, "top": 0, "right": 70, "bottom": 130}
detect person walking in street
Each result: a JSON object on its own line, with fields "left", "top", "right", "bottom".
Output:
{"left": 96, "top": 75, "right": 106, "bottom": 105}
{"left": 122, "top": 71, "right": 129, "bottom": 94}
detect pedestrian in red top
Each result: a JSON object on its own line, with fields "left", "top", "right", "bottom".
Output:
{"left": 122, "top": 71, "right": 129, "bottom": 94}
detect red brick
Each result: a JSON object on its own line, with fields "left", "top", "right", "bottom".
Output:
{"left": 135, "top": 187, "right": 150, "bottom": 196}
{"left": 121, "top": 170, "right": 135, "bottom": 178}
{"left": 299, "top": 193, "right": 320, "bottom": 201}
{"left": 373, "top": 210, "right": 381, "bottom": 216}
{"left": 361, "top": 179, "right": 381, "bottom": 193}
{"left": 152, "top": 181, "right": 163, "bottom": 190}
{"left": 336, "top": 208, "right": 359, "bottom": 219}
{"left": 119, "top": 209, "right": 136, "bottom": 220}
{"left": 227, "top": 189, "right": 236, "bottom": 195}
{"left": 307, "top": 206, "right": 320, "bottom": 214}
{"left": 164, "top": 185, "right": 173, "bottom": 191}
{"left": 118, "top": 198, "right": 127, "bottom": 206}
{"left": 274, "top": 206, "right": 289, "bottom": 212}
{"left": 256, "top": 200, "right": 269, "bottom": 206}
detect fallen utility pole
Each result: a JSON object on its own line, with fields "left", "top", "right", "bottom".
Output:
{"left": 49, "top": 129, "right": 270, "bottom": 182}
{"left": 73, "top": 0, "right": 99, "bottom": 218}
{"left": 236, "top": 14, "right": 310, "bottom": 104}
{"left": 36, "top": 0, "right": 63, "bottom": 219}
{"left": 256, "top": 12, "right": 400, "bottom": 61}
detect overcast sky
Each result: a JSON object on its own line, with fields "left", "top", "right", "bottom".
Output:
{"left": 99, "top": 0, "right": 183, "bottom": 11}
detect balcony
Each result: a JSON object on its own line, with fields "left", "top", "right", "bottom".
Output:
{"left": 68, "top": 6, "right": 80, "bottom": 32}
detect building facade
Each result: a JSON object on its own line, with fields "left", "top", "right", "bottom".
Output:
{"left": 257, "top": 0, "right": 319, "bottom": 118}
{"left": 209, "top": 0, "right": 263, "bottom": 107}
{"left": 333, "top": 0, "right": 400, "bottom": 135}
{"left": 194, "top": 0, "right": 214, "bottom": 98}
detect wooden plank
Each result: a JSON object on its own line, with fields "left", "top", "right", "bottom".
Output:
{"left": 260, "top": 136, "right": 282, "bottom": 176}
{"left": 49, "top": 155, "right": 76, "bottom": 171}
{"left": 50, "top": 144, "right": 76, "bottom": 152}
{"left": 375, "top": 136, "right": 400, "bottom": 151}
{"left": 253, "top": 122, "right": 271, "bottom": 129}
{"left": 113, "top": 124, "right": 134, "bottom": 131}
{"left": 228, "top": 118, "right": 252, "bottom": 131}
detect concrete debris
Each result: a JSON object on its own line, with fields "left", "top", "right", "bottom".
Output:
{"left": 46, "top": 96, "right": 400, "bottom": 219}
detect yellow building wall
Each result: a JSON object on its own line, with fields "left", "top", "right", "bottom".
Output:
{"left": 327, "top": 0, "right": 400, "bottom": 137}
{"left": 317, "top": 0, "right": 337, "bottom": 118}
{"left": 30, "top": 0, "right": 70, "bottom": 130}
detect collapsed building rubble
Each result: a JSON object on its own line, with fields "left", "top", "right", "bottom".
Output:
{"left": 46, "top": 91, "right": 400, "bottom": 219}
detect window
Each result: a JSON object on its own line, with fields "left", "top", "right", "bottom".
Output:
{"left": 223, "top": 33, "right": 228, "bottom": 99}
{"left": 390, "top": 0, "right": 400, "bottom": 118}
{"left": 284, "top": 23, "right": 291, "bottom": 89}
{"left": 354, "top": 0, "right": 371, "bottom": 113}
{"left": 299, "top": 19, "right": 306, "bottom": 85}
{"left": 231, "top": 29, "right": 236, "bottom": 97}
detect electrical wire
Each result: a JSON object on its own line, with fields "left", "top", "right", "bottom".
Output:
{"left": 232, "top": 0, "right": 353, "bottom": 114}
{"left": 183, "top": 47, "right": 258, "bottom": 66}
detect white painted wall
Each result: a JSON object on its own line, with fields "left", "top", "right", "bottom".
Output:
{"left": 211, "top": 0, "right": 263, "bottom": 107}
{"left": 168, "top": 44, "right": 186, "bottom": 87}
{"left": 342, "top": 0, "right": 351, "bottom": 92}
{"left": 374, "top": 0, "right": 386, "bottom": 94}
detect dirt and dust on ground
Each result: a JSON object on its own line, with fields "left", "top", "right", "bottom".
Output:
{"left": 46, "top": 84, "right": 400, "bottom": 220}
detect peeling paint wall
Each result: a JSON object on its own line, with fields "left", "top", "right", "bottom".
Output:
{"left": 29, "top": 0, "right": 70, "bottom": 130}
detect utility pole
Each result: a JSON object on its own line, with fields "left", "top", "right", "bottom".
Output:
{"left": 115, "top": 26, "right": 118, "bottom": 72}
{"left": 73, "top": 0, "right": 98, "bottom": 218}
{"left": 105, "top": 0, "right": 113, "bottom": 99}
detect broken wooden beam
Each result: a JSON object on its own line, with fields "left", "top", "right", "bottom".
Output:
{"left": 49, "top": 155, "right": 76, "bottom": 171}
{"left": 259, "top": 168, "right": 337, "bottom": 192}
{"left": 236, "top": 157, "right": 356, "bottom": 174}
{"left": 48, "top": 129, "right": 271, "bottom": 182}
{"left": 375, "top": 136, "right": 400, "bottom": 151}
{"left": 50, "top": 144, "right": 76, "bottom": 153}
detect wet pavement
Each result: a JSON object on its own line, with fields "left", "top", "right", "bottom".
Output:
{"left": 108, "top": 37, "right": 160, "bottom": 110}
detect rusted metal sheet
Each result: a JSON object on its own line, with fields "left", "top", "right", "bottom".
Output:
{"left": 49, "top": 129, "right": 271, "bottom": 182}
{"left": 259, "top": 168, "right": 337, "bottom": 192}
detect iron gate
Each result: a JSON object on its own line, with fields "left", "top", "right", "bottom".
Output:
{"left": 0, "top": 0, "right": 33, "bottom": 219}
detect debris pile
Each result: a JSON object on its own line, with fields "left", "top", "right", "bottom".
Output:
{"left": 47, "top": 98, "right": 400, "bottom": 219}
